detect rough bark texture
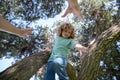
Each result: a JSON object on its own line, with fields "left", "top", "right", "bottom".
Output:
{"left": 77, "top": 23, "right": 120, "bottom": 80}
{"left": 67, "top": 63, "right": 78, "bottom": 80}
{"left": 0, "top": 52, "right": 50, "bottom": 80}
{"left": 0, "top": 23, "right": 120, "bottom": 80}
{"left": 0, "top": 51, "right": 77, "bottom": 80}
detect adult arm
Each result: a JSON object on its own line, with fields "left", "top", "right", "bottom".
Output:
{"left": 0, "top": 17, "right": 33, "bottom": 37}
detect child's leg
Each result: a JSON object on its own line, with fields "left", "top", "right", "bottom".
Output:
{"left": 43, "top": 61, "right": 55, "bottom": 80}
{"left": 53, "top": 57, "right": 69, "bottom": 80}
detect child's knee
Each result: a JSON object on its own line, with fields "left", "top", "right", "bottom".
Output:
{"left": 53, "top": 57, "right": 64, "bottom": 66}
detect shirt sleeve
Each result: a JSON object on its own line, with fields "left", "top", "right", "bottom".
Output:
{"left": 69, "top": 40, "right": 77, "bottom": 49}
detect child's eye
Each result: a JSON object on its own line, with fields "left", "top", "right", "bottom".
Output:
{"left": 67, "top": 31, "right": 71, "bottom": 33}
{"left": 64, "top": 30, "right": 67, "bottom": 32}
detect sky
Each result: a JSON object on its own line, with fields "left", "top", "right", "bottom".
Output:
{"left": 0, "top": 7, "right": 66, "bottom": 80}
{"left": 0, "top": 1, "right": 69, "bottom": 79}
{"left": 0, "top": 0, "right": 119, "bottom": 80}
{"left": 0, "top": 1, "right": 75, "bottom": 80}
{"left": 0, "top": 14, "right": 64, "bottom": 78}
{"left": 0, "top": 57, "right": 14, "bottom": 72}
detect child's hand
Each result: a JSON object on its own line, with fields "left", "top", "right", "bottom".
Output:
{"left": 42, "top": 48, "right": 52, "bottom": 53}
{"left": 81, "top": 46, "right": 88, "bottom": 52}
{"left": 78, "top": 46, "right": 88, "bottom": 56}
{"left": 21, "top": 28, "right": 33, "bottom": 37}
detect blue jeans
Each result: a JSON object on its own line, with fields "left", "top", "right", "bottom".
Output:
{"left": 43, "top": 57, "right": 69, "bottom": 80}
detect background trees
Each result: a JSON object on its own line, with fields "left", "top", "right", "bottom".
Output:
{"left": 0, "top": 0, "right": 120, "bottom": 80}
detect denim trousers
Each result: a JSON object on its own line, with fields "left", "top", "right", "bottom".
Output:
{"left": 43, "top": 57, "right": 69, "bottom": 80}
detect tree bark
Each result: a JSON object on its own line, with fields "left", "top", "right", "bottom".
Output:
{"left": 0, "top": 23, "right": 120, "bottom": 80}
{"left": 77, "top": 23, "right": 120, "bottom": 80}
{"left": 0, "top": 52, "right": 50, "bottom": 80}
{"left": 0, "top": 51, "right": 77, "bottom": 80}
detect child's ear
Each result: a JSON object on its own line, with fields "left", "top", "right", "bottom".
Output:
{"left": 58, "top": 28, "right": 62, "bottom": 36}
{"left": 60, "top": 29, "right": 63, "bottom": 36}
{"left": 71, "top": 33, "right": 74, "bottom": 38}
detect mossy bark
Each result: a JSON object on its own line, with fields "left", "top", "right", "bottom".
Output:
{"left": 0, "top": 23, "right": 120, "bottom": 80}
{"left": 77, "top": 24, "right": 120, "bottom": 80}
{"left": 0, "top": 52, "right": 50, "bottom": 80}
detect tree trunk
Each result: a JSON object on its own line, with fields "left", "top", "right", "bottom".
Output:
{"left": 0, "top": 51, "right": 77, "bottom": 80}
{"left": 0, "top": 52, "right": 50, "bottom": 80}
{"left": 0, "top": 23, "right": 120, "bottom": 80}
{"left": 77, "top": 23, "right": 120, "bottom": 80}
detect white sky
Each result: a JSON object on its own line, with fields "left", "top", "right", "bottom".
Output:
{"left": 0, "top": 0, "right": 119, "bottom": 80}
{"left": 0, "top": 0, "right": 69, "bottom": 74}
{"left": 0, "top": 57, "right": 14, "bottom": 72}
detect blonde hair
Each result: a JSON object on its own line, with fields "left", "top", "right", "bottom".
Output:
{"left": 57, "top": 22, "right": 75, "bottom": 39}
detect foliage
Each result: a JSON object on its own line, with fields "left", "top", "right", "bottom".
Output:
{"left": 0, "top": 26, "right": 48, "bottom": 59}
{"left": 0, "top": 0, "right": 64, "bottom": 21}
{"left": 0, "top": 0, "right": 120, "bottom": 79}
{"left": 98, "top": 42, "right": 120, "bottom": 80}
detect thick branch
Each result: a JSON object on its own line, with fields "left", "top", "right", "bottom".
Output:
{"left": 0, "top": 51, "right": 77, "bottom": 80}
{"left": 0, "top": 23, "right": 120, "bottom": 80}
{"left": 78, "top": 24, "right": 120, "bottom": 80}
{"left": 0, "top": 52, "right": 50, "bottom": 80}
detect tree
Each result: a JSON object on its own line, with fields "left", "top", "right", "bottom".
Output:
{"left": 0, "top": 52, "right": 50, "bottom": 80}
{"left": 0, "top": 23, "right": 120, "bottom": 80}
{"left": 78, "top": 23, "right": 120, "bottom": 80}
{"left": 0, "top": 0, "right": 120, "bottom": 80}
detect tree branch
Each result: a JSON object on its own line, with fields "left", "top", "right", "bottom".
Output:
{"left": 0, "top": 52, "right": 50, "bottom": 80}
{"left": 78, "top": 24, "right": 120, "bottom": 80}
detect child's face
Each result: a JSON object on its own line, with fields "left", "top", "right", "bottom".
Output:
{"left": 62, "top": 29, "right": 72, "bottom": 38}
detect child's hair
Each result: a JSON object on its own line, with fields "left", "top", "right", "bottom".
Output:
{"left": 57, "top": 22, "right": 75, "bottom": 39}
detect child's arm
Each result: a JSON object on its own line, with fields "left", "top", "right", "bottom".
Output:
{"left": 74, "top": 44, "right": 88, "bottom": 56}
{"left": 0, "top": 17, "right": 33, "bottom": 37}
{"left": 43, "top": 48, "right": 52, "bottom": 53}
